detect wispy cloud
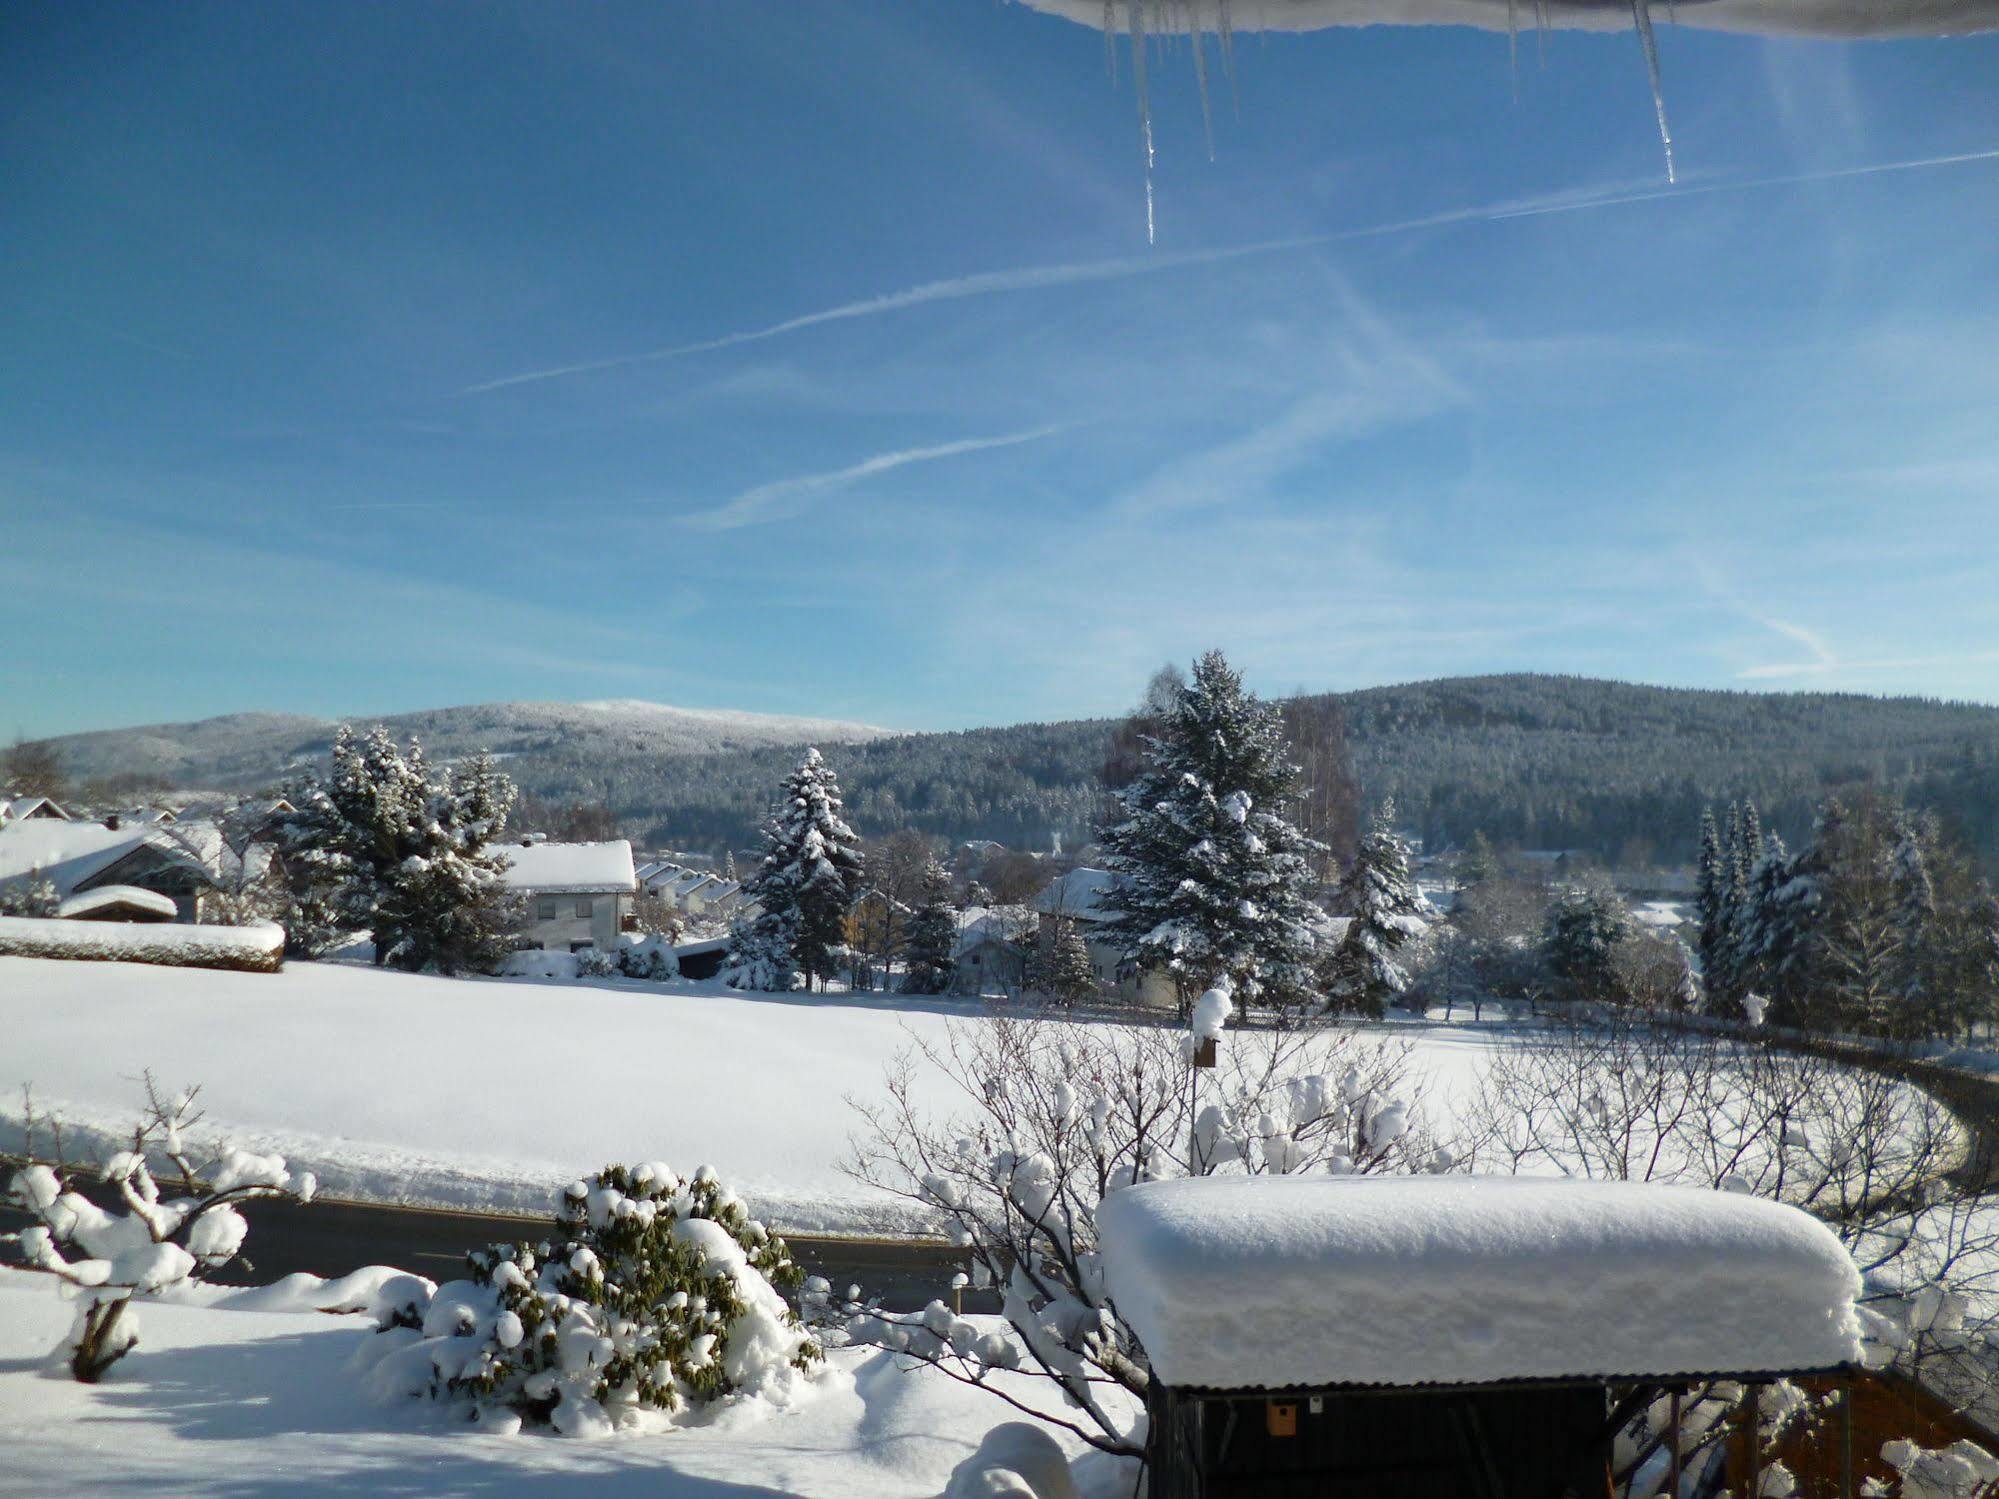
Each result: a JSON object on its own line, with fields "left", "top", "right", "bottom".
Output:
{"left": 461, "top": 147, "right": 1999, "bottom": 397}
{"left": 676, "top": 424, "right": 1068, "bottom": 532}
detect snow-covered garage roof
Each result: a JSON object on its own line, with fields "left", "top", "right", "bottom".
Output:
{"left": 57, "top": 885, "right": 179, "bottom": 922}
{"left": 1033, "top": 866, "right": 1122, "bottom": 921}
{"left": 496, "top": 839, "right": 637, "bottom": 895}
{"left": 1014, "top": 1, "right": 1999, "bottom": 39}
{"left": 1097, "top": 1174, "right": 1862, "bottom": 1391}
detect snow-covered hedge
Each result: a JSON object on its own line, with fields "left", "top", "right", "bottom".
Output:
{"left": 0, "top": 916, "right": 284, "bottom": 973}
{"left": 358, "top": 1161, "right": 823, "bottom": 1435}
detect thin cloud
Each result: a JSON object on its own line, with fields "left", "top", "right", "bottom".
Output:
{"left": 461, "top": 146, "right": 1999, "bottom": 397}
{"left": 677, "top": 425, "right": 1068, "bottom": 532}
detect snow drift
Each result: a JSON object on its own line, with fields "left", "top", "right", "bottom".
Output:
{"left": 1097, "top": 1174, "right": 1863, "bottom": 1389}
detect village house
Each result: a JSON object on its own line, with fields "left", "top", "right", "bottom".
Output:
{"left": 950, "top": 904, "right": 1033, "bottom": 996}
{"left": 498, "top": 838, "right": 637, "bottom": 953}
{"left": 1030, "top": 866, "right": 1177, "bottom": 1008}
{"left": 0, "top": 815, "right": 219, "bottom": 921}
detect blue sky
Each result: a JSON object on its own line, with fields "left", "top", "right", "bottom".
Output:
{"left": 6, "top": 1, "right": 1999, "bottom": 739}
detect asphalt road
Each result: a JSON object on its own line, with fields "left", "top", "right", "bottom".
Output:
{"left": 0, "top": 1183, "right": 983, "bottom": 1313}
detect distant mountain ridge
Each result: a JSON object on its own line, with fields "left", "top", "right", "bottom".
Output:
{"left": 34, "top": 675, "right": 1999, "bottom": 874}
{"left": 37, "top": 699, "right": 892, "bottom": 787}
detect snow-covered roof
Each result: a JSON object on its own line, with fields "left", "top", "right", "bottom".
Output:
{"left": 495, "top": 839, "right": 636, "bottom": 894}
{"left": 58, "top": 885, "right": 179, "bottom": 921}
{"left": 0, "top": 820, "right": 151, "bottom": 895}
{"left": 0, "top": 797, "right": 70, "bottom": 824}
{"left": 1097, "top": 1175, "right": 1862, "bottom": 1391}
{"left": 1032, "top": 866, "right": 1122, "bottom": 922}
{"left": 953, "top": 905, "right": 1033, "bottom": 958}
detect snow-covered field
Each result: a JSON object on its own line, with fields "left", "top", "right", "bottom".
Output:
{"left": 0, "top": 957, "right": 1500, "bottom": 1237}
{"left": 0, "top": 1266, "right": 1119, "bottom": 1499}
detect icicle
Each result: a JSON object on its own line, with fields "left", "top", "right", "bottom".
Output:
{"left": 1104, "top": 0, "right": 1118, "bottom": 86}
{"left": 1217, "top": 0, "right": 1239, "bottom": 118}
{"left": 1129, "top": 0, "right": 1157, "bottom": 244}
{"left": 1534, "top": 0, "right": 1549, "bottom": 68}
{"left": 1631, "top": 0, "right": 1676, "bottom": 183}
{"left": 1188, "top": 0, "right": 1215, "bottom": 160}
{"left": 1506, "top": 0, "right": 1519, "bottom": 101}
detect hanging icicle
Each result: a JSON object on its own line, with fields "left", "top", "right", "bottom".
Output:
{"left": 1188, "top": 0, "right": 1216, "bottom": 160}
{"left": 1128, "top": 1, "right": 1157, "bottom": 243}
{"left": 1631, "top": 0, "right": 1677, "bottom": 182}
{"left": 1506, "top": 0, "right": 1520, "bottom": 100}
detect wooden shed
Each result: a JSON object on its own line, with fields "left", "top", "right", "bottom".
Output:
{"left": 1097, "top": 1175, "right": 1867, "bottom": 1499}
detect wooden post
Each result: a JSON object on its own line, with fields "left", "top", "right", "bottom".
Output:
{"left": 1669, "top": 1388, "right": 1683, "bottom": 1499}
{"left": 1840, "top": 1378, "right": 1854, "bottom": 1499}
{"left": 1745, "top": 1383, "right": 1762, "bottom": 1499}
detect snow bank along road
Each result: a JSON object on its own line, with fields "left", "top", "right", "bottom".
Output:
{"left": 0, "top": 955, "right": 1492, "bottom": 1229}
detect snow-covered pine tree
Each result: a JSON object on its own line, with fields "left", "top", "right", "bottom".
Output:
{"left": 1457, "top": 830, "right": 1497, "bottom": 893}
{"left": 1890, "top": 811, "right": 1939, "bottom": 1032}
{"left": 277, "top": 727, "right": 520, "bottom": 972}
{"left": 1027, "top": 915, "right": 1098, "bottom": 1006}
{"left": 381, "top": 752, "right": 523, "bottom": 976}
{"left": 1326, "top": 798, "right": 1422, "bottom": 1017}
{"left": 727, "top": 749, "right": 864, "bottom": 993}
{"left": 1730, "top": 830, "right": 1790, "bottom": 1006}
{"left": 1542, "top": 881, "right": 1631, "bottom": 1004}
{"left": 1694, "top": 807, "right": 1726, "bottom": 986}
{"left": 1098, "top": 650, "right": 1324, "bottom": 1012}
{"left": 900, "top": 860, "right": 958, "bottom": 995}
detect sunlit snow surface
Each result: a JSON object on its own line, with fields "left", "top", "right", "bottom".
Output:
{"left": 0, "top": 1267, "right": 1124, "bottom": 1499}
{"left": 0, "top": 957, "right": 1496, "bottom": 1237}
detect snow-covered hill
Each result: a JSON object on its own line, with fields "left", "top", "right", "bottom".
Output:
{"left": 36, "top": 698, "right": 893, "bottom": 791}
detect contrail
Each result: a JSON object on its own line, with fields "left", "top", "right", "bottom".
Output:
{"left": 677, "top": 424, "right": 1068, "bottom": 532}
{"left": 463, "top": 146, "right": 1999, "bottom": 396}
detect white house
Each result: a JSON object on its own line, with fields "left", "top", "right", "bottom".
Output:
{"left": 0, "top": 797, "right": 70, "bottom": 826}
{"left": 498, "top": 839, "right": 637, "bottom": 953}
{"left": 951, "top": 904, "right": 1034, "bottom": 996}
{"left": 1031, "top": 867, "right": 1177, "bottom": 1008}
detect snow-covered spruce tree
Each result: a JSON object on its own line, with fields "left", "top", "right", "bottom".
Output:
{"left": 1694, "top": 807, "right": 1726, "bottom": 986}
{"left": 900, "top": 860, "right": 958, "bottom": 995}
{"left": 727, "top": 748, "right": 864, "bottom": 993}
{"left": 1325, "top": 798, "right": 1422, "bottom": 1017}
{"left": 845, "top": 1002, "right": 1447, "bottom": 1456}
{"left": 280, "top": 729, "right": 522, "bottom": 973}
{"left": 1027, "top": 916, "right": 1098, "bottom": 1007}
{"left": 360, "top": 1162, "right": 821, "bottom": 1436}
{"left": 1097, "top": 651, "right": 1324, "bottom": 1014}
{"left": 3, "top": 1076, "right": 316, "bottom": 1381}
{"left": 1457, "top": 829, "right": 1498, "bottom": 893}
{"left": 1541, "top": 881, "right": 1631, "bottom": 1004}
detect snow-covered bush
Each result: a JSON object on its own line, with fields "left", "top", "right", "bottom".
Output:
{"left": 0, "top": 869, "right": 59, "bottom": 917}
{"left": 845, "top": 1003, "right": 1443, "bottom": 1456}
{"left": 574, "top": 946, "right": 619, "bottom": 979}
{"left": 360, "top": 1161, "right": 822, "bottom": 1435}
{"left": 3, "top": 1076, "right": 316, "bottom": 1381}
{"left": 616, "top": 933, "right": 680, "bottom": 981}
{"left": 940, "top": 1421, "right": 1080, "bottom": 1499}
{"left": 1881, "top": 1437, "right": 1999, "bottom": 1499}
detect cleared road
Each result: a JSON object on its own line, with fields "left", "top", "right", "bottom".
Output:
{"left": 0, "top": 1181, "right": 980, "bottom": 1313}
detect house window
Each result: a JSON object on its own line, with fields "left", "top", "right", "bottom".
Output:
{"left": 575, "top": 897, "right": 593, "bottom": 919}
{"left": 538, "top": 898, "right": 558, "bottom": 920}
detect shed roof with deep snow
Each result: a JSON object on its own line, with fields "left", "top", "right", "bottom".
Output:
{"left": 1096, "top": 1174, "right": 1862, "bottom": 1392}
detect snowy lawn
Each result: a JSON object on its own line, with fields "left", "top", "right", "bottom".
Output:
{"left": 0, "top": 957, "right": 1499, "bottom": 1238}
{"left": 0, "top": 1266, "right": 1122, "bottom": 1499}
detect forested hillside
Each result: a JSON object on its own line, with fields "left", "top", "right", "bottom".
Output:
{"left": 35, "top": 676, "right": 1999, "bottom": 871}
{"left": 488, "top": 676, "right": 1999, "bottom": 871}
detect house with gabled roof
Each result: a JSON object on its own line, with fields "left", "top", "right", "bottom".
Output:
{"left": 497, "top": 838, "right": 637, "bottom": 953}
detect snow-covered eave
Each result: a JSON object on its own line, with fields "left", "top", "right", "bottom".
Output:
{"left": 1014, "top": 0, "right": 1999, "bottom": 39}
{"left": 1154, "top": 1362, "right": 1860, "bottom": 1397}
